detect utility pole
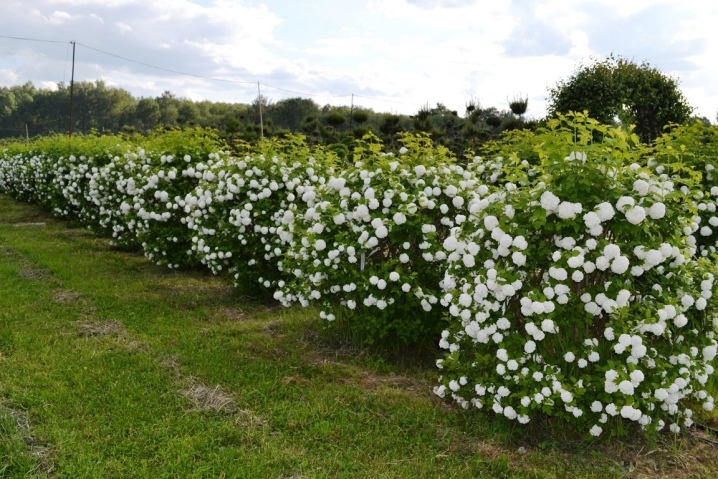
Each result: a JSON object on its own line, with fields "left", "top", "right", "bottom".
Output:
{"left": 257, "top": 82, "right": 264, "bottom": 139}
{"left": 349, "top": 94, "right": 354, "bottom": 131}
{"left": 68, "top": 41, "right": 76, "bottom": 138}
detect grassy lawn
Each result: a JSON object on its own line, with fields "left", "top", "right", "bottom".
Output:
{"left": 0, "top": 194, "right": 716, "bottom": 478}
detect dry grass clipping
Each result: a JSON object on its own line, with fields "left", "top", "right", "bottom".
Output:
{"left": 180, "top": 380, "right": 236, "bottom": 414}
{"left": 52, "top": 289, "right": 83, "bottom": 304}
{"left": 76, "top": 319, "right": 126, "bottom": 338}
{"left": 18, "top": 268, "right": 50, "bottom": 280}
{"left": 0, "top": 403, "right": 55, "bottom": 475}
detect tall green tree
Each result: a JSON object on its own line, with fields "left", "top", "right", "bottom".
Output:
{"left": 156, "top": 91, "right": 179, "bottom": 128}
{"left": 268, "top": 97, "right": 319, "bottom": 131}
{"left": 136, "top": 98, "right": 161, "bottom": 132}
{"left": 547, "top": 55, "right": 693, "bottom": 143}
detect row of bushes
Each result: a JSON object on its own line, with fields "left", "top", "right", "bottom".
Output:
{"left": 0, "top": 115, "right": 716, "bottom": 438}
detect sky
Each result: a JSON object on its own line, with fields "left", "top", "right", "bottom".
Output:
{"left": 0, "top": 0, "right": 717, "bottom": 121}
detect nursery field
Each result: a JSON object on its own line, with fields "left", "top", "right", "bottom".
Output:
{"left": 2, "top": 114, "right": 718, "bottom": 476}
{"left": 1, "top": 194, "right": 717, "bottom": 478}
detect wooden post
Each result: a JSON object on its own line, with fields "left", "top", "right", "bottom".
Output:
{"left": 68, "top": 41, "right": 76, "bottom": 138}
{"left": 257, "top": 82, "right": 264, "bottom": 139}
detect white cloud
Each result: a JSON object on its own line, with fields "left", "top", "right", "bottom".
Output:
{"left": 0, "top": 69, "right": 19, "bottom": 84}
{"left": 116, "top": 22, "right": 132, "bottom": 34}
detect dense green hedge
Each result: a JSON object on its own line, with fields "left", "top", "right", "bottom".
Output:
{"left": 1, "top": 116, "right": 716, "bottom": 438}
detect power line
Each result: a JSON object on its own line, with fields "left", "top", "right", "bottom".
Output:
{"left": 0, "top": 34, "right": 68, "bottom": 45}
{"left": 0, "top": 35, "right": 427, "bottom": 110}
{"left": 75, "top": 42, "right": 257, "bottom": 85}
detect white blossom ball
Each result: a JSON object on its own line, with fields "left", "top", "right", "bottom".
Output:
{"left": 513, "top": 236, "right": 528, "bottom": 250}
{"left": 540, "top": 191, "right": 560, "bottom": 212}
{"left": 393, "top": 212, "right": 407, "bottom": 225}
{"left": 633, "top": 179, "right": 650, "bottom": 196}
{"left": 648, "top": 202, "right": 666, "bottom": 220}
{"left": 596, "top": 203, "right": 615, "bottom": 221}
{"left": 611, "top": 256, "right": 630, "bottom": 274}
{"left": 625, "top": 206, "right": 646, "bottom": 225}
{"left": 512, "top": 251, "right": 527, "bottom": 266}
{"left": 618, "top": 380, "right": 635, "bottom": 395}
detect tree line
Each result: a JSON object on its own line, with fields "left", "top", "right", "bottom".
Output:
{"left": 0, "top": 80, "right": 535, "bottom": 156}
{"left": 0, "top": 55, "right": 707, "bottom": 156}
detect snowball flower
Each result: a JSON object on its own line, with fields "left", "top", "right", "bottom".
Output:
{"left": 557, "top": 201, "right": 581, "bottom": 219}
{"left": 674, "top": 314, "right": 688, "bottom": 328}
{"left": 512, "top": 251, "right": 527, "bottom": 266}
{"left": 549, "top": 267, "right": 568, "bottom": 281}
{"left": 540, "top": 191, "right": 560, "bottom": 211}
{"left": 625, "top": 206, "right": 646, "bottom": 225}
{"left": 630, "top": 370, "right": 645, "bottom": 386}
{"left": 618, "top": 380, "right": 635, "bottom": 395}
{"left": 596, "top": 202, "right": 615, "bottom": 221}
{"left": 648, "top": 202, "right": 666, "bottom": 220}
{"left": 513, "top": 236, "right": 528, "bottom": 250}
{"left": 633, "top": 179, "right": 650, "bottom": 196}
{"left": 616, "top": 196, "right": 635, "bottom": 211}
{"left": 541, "top": 319, "right": 556, "bottom": 333}
{"left": 584, "top": 211, "right": 601, "bottom": 228}
{"left": 604, "top": 244, "right": 621, "bottom": 259}
{"left": 611, "top": 256, "right": 630, "bottom": 274}
{"left": 484, "top": 215, "right": 499, "bottom": 230}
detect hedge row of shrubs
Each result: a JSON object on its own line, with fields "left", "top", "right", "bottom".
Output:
{"left": 1, "top": 115, "right": 716, "bottom": 438}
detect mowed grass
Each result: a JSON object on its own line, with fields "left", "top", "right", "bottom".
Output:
{"left": 0, "top": 194, "right": 716, "bottom": 479}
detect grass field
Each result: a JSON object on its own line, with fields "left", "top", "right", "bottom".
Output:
{"left": 0, "top": 193, "right": 716, "bottom": 478}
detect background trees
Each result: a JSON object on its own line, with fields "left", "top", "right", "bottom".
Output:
{"left": 547, "top": 55, "right": 693, "bottom": 143}
{"left": 8, "top": 54, "right": 701, "bottom": 154}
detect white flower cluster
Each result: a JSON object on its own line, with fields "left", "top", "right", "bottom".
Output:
{"left": 182, "top": 151, "right": 334, "bottom": 291}
{"left": 435, "top": 119, "right": 718, "bottom": 437}
{"left": 274, "top": 150, "right": 486, "bottom": 341}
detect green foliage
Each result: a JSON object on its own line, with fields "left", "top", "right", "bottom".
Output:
{"left": 652, "top": 120, "right": 718, "bottom": 256}
{"left": 437, "top": 113, "right": 717, "bottom": 438}
{"left": 548, "top": 55, "right": 693, "bottom": 144}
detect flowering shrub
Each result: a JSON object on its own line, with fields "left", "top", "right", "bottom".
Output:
{"left": 1, "top": 120, "right": 715, "bottom": 438}
{"left": 183, "top": 135, "right": 336, "bottom": 294}
{"left": 92, "top": 129, "right": 228, "bottom": 267}
{"left": 435, "top": 113, "right": 717, "bottom": 436}
{"left": 0, "top": 150, "right": 52, "bottom": 205}
{"left": 652, "top": 121, "right": 718, "bottom": 257}
{"left": 275, "top": 134, "right": 483, "bottom": 343}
